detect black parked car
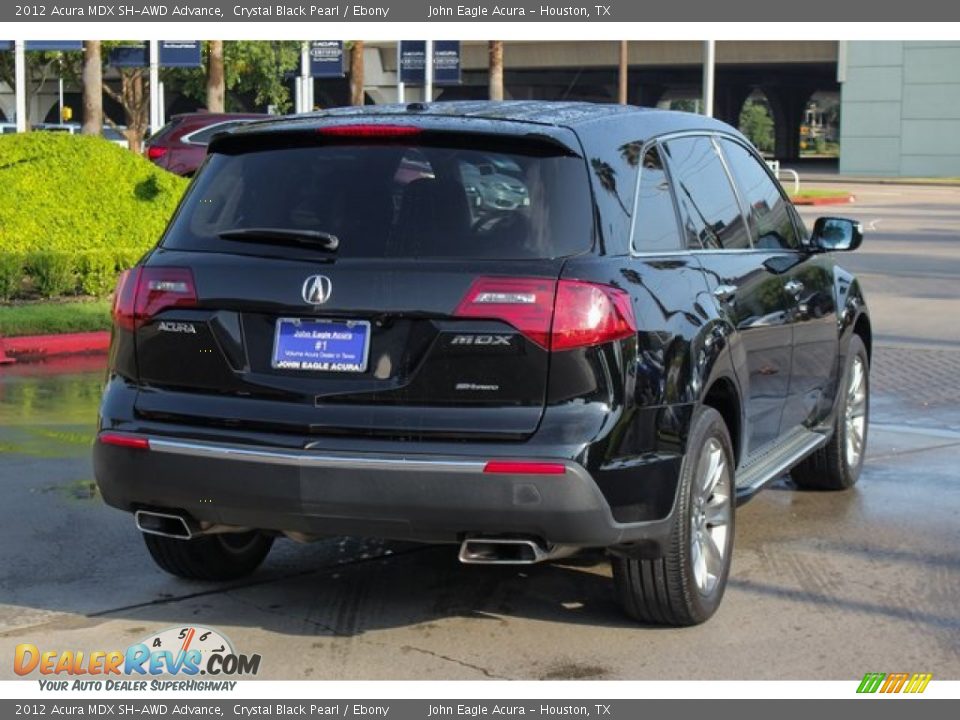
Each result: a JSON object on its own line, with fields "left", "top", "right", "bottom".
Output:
{"left": 94, "top": 102, "right": 870, "bottom": 626}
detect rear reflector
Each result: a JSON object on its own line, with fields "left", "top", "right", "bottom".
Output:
{"left": 318, "top": 124, "right": 422, "bottom": 138}
{"left": 99, "top": 433, "right": 150, "bottom": 450}
{"left": 454, "top": 276, "right": 637, "bottom": 351}
{"left": 484, "top": 461, "right": 566, "bottom": 475}
{"left": 111, "top": 267, "right": 198, "bottom": 331}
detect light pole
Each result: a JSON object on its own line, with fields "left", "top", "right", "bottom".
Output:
{"left": 702, "top": 40, "right": 715, "bottom": 118}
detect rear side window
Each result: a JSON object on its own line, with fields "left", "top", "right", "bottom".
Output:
{"left": 162, "top": 141, "right": 594, "bottom": 260}
{"left": 631, "top": 145, "right": 682, "bottom": 252}
{"left": 663, "top": 136, "right": 751, "bottom": 251}
{"left": 719, "top": 139, "right": 799, "bottom": 250}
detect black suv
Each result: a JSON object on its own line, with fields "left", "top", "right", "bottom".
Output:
{"left": 94, "top": 102, "right": 870, "bottom": 626}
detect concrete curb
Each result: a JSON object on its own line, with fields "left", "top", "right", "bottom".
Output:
{"left": 0, "top": 331, "right": 110, "bottom": 364}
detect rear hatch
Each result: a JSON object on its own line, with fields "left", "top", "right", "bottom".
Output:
{"left": 122, "top": 121, "right": 596, "bottom": 440}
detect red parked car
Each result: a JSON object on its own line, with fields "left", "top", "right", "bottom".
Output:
{"left": 145, "top": 112, "right": 267, "bottom": 176}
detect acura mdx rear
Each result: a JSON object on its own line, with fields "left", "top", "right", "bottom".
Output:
{"left": 95, "top": 105, "right": 693, "bottom": 621}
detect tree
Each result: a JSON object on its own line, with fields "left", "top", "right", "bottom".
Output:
{"left": 488, "top": 41, "right": 504, "bottom": 101}
{"left": 349, "top": 41, "right": 364, "bottom": 106}
{"left": 165, "top": 41, "right": 300, "bottom": 113}
{"left": 739, "top": 99, "right": 775, "bottom": 153}
{"left": 206, "top": 40, "right": 225, "bottom": 112}
{"left": 81, "top": 41, "right": 102, "bottom": 135}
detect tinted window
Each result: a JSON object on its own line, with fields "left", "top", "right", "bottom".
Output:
{"left": 631, "top": 145, "right": 681, "bottom": 252}
{"left": 577, "top": 123, "right": 646, "bottom": 255}
{"left": 163, "top": 141, "right": 593, "bottom": 260}
{"left": 720, "top": 139, "right": 799, "bottom": 250}
{"left": 663, "top": 136, "right": 751, "bottom": 250}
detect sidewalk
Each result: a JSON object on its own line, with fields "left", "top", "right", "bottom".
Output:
{"left": 780, "top": 161, "right": 960, "bottom": 187}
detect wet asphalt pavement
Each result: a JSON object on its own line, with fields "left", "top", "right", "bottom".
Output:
{"left": 0, "top": 183, "right": 958, "bottom": 680}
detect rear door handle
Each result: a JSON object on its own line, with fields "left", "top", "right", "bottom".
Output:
{"left": 784, "top": 279, "right": 805, "bottom": 297}
{"left": 713, "top": 284, "right": 737, "bottom": 303}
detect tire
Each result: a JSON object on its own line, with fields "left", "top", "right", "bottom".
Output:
{"left": 792, "top": 334, "right": 869, "bottom": 490}
{"left": 611, "top": 406, "right": 735, "bottom": 626}
{"left": 142, "top": 531, "right": 273, "bottom": 581}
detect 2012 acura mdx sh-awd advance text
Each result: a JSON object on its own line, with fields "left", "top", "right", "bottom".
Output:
{"left": 94, "top": 102, "right": 871, "bottom": 625}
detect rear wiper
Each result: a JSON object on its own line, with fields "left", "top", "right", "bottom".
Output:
{"left": 218, "top": 227, "right": 339, "bottom": 251}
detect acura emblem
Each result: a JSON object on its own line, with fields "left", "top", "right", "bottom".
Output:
{"left": 302, "top": 275, "right": 333, "bottom": 305}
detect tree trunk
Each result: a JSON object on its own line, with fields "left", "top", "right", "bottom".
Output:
{"left": 349, "top": 41, "right": 365, "bottom": 106}
{"left": 122, "top": 69, "right": 149, "bottom": 154}
{"left": 81, "top": 41, "right": 102, "bottom": 135}
{"left": 488, "top": 41, "right": 504, "bottom": 101}
{"left": 618, "top": 41, "right": 628, "bottom": 105}
{"left": 206, "top": 40, "right": 225, "bottom": 112}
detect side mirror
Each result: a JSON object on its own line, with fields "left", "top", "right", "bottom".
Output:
{"left": 810, "top": 217, "right": 863, "bottom": 252}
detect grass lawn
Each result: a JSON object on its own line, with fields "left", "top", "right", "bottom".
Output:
{"left": 0, "top": 299, "right": 112, "bottom": 337}
{"left": 789, "top": 188, "right": 853, "bottom": 199}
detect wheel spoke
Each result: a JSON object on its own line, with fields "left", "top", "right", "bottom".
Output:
{"left": 705, "top": 494, "right": 730, "bottom": 526}
{"left": 691, "top": 536, "right": 707, "bottom": 589}
{"left": 703, "top": 532, "right": 724, "bottom": 583}
{"left": 702, "top": 445, "right": 724, "bottom": 496}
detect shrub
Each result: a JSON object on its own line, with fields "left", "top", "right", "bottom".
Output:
{"left": 27, "top": 251, "right": 75, "bottom": 297}
{"left": 0, "top": 133, "right": 188, "bottom": 298}
{"left": 0, "top": 252, "right": 25, "bottom": 301}
{"left": 77, "top": 250, "right": 118, "bottom": 297}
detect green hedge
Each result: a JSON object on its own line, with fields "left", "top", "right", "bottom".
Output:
{"left": 0, "top": 133, "right": 189, "bottom": 301}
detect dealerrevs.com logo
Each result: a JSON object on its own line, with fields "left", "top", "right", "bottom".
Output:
{"left": 14, "top": 626, "right": 260, "bottom": 691}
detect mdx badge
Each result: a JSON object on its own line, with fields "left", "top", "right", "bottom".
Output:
{"left": 450, "top": 334, "right": 512, "bottom": 346}
{"left": 302, "top": 275, "right": 333, "bottom": 305}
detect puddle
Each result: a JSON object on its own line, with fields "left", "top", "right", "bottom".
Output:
{"left": 0, "top": 366, "right": 105, "bottom": 458}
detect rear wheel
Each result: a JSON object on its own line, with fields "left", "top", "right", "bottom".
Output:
{"left": 792, "top": 334, "right": 869, "bottom": 490}
{"left": 611, "top": 406, "right": 735, "bottom": 626}
{"left": 142, "top": 531, "right": 273, "bottom": 581}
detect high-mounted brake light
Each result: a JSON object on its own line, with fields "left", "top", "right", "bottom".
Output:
{"left": 99, "top": 433, "right": 150, "bottom": 450}
{"left": 483, "top": 461, "right": 566, "bottom": 475}
{"left": 111, "top": 267, "right": 198, "bottom": 331}
{"left": 317, "top": 124, "right": 422, "bottom": 138}
{"left": 454, "top": 277, "right": 637, "bottom": 352}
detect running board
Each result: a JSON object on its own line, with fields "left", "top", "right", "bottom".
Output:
{"left": 734, "top": 427, "right": 829, "bottom": 500}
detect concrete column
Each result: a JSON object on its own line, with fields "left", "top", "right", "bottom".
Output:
{"left": 765, "top": 85, "right": 815, "bottom": 161}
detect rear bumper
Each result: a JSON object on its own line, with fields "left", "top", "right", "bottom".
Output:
{"left": 93, "top": 433, "right": 677, "bottom": 550}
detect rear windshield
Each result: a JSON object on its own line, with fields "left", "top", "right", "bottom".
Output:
{"left": 161, "top": 141, "right": 594, "bottom": 260}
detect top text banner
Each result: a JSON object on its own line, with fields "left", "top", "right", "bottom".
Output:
{"left": 3, "top": 0, "right": 960, "bottom": 23}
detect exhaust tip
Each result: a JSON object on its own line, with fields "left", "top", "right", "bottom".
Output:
{"left": 459, "top": 538, "right": 548, "bottom": 565}
{"left": 135, "top": 510, "right": 195, "bottom": 540}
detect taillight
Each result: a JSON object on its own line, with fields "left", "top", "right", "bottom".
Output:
{"left": 146, "top": 145, "right": 167, "bottom": 160}
{"left": 551, "top": 280, "right": 637, "bottom": 351}
{"left": 317, "top": 124, "right": 422, "bottom": 138}
{"left": 454, "top": 277, "right": 636, "bottom": 351}
{"left": 454, "top": 277, "right": 556, "bottom": 349}
{"left": 111, "top": 267, "right": 197, "bottom": 331}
